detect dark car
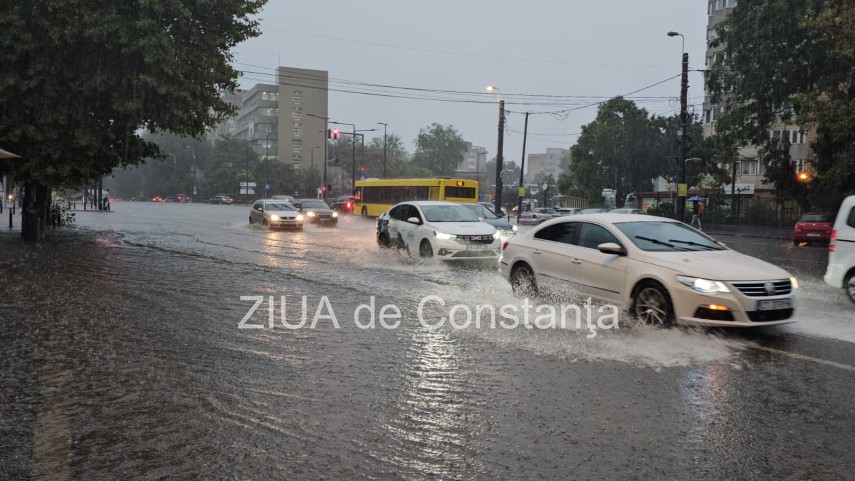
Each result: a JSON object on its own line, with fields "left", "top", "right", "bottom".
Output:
{"left": 459, "top": 203, "right": 517, "bottom": 238}
{"left": 294, "top": 198, "right": 338, "bottom": 226}
{"left": 208, "top": 195, "right": 234, "bottom": 205}
{"left": 794, "top": 212, "right": 834, "bottom": 245}
{"left": 331, "top": 196, "right": 356, "bottom": 213}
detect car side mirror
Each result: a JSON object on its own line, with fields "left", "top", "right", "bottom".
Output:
{"left": 477, "top": 217, "right": 485, "bottom": 221}
{"left": 407, "top": 216, "right": 421, "bottom": 225}
{"left": 597, "top": 242, "right": 626, "bottom": 256}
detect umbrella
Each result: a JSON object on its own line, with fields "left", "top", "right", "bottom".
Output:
{"left": 0, "top": 148, "right": 19, "bottom": 159}
{"left": 687, "top": 196, "right": 704, "bottom": 202}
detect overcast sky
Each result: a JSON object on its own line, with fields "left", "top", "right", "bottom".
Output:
{"left": 233, "top": 0, "right": 708, "bottom": 171}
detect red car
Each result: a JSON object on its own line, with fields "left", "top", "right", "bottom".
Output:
{"left": 176, "top": 194, "right": 191, "bottom": 203}
{"left": 793, "top": 212, "right": 834, "bottom": 245}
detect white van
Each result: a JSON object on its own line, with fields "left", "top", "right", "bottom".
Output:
{"left": 824, "top": 195, "right": 855, "bottom": 304}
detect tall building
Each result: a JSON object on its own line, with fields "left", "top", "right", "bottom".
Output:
{"left": 210, "top": 66, "right": 329, "bottom": 171}
{"left": 702, "top": 0, "right": 810, "bottom": 197}
{"left": 455, "top": 142, "right": 487, "bottom": 181}
{"left": 525, "top": 148, "right": 568, "bottom": 184}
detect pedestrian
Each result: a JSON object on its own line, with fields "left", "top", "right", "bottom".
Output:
{"left": 690, "top": 200, "right": 703, "bottom": 230}
{"left": 103, "top": 190, "right": 110, "bottom": 211}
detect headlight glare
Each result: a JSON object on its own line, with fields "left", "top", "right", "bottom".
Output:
{"left": 435, "top": 231, "right": 455, "bottom": 240}
{"left": 270, "top": 215, "right": 280, "bottom": 221}
{"left": 296, "top": 214, "right": 304, "bottom": 221}
{"left": 307, "top": 211, "right": 316, "bottom": 217}
{"left": 332, "top": 212, "right": 339, "bottom": 218}
{"left": 676, "top": 275, "right": 730, "bottom": 293}
{"left": 790, "top": 276, "right": 799, "bottom": 289}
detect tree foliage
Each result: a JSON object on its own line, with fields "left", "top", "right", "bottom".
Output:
{"left": 412, "top": 124, "right": 468, "bottom": 177}
{"left": 707, "top": 0, "right": 855, "bottom": 201}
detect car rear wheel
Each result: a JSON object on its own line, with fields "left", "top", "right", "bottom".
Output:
{"left": 419, "top": 240, "right": 433, "bottom": 258}
{"left": 632, "top": 282, "right": 675, "bottom": 327}
{"left": 378, "top": 233, "right": 390, "bottom": 248}
{"left": 249, "top": 216, "right": 253, "bottom": 225}
{"left": 845, "top": 272, "right": 855, "bottom": 305}
{"left": 510, "top": 263, "right": 538, "bottom": 297}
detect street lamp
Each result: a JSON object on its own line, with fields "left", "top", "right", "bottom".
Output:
{"left": 487, "top": 85, "right": 505, "bottom": 217}
{"left": 356, "top": 128, "right": 377, "bottom": 184}
{"left": 185, "top": 145, "right": 196, "bottom": 201}
{"left": 265, "top": 131, "right": 274, "bottom": 196}
{"left": 377, "top": 122, "right": 388, "bottom": 177}
{"left": 306, "top": 113, "right": 330, "bottom": 200}
{"left": 667, "top": 31, "right": 689, "bottom": 221}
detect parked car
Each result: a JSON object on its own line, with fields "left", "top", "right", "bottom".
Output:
{"left": 499, "top": 214, "right": 799, "bottom": 327}
{"left": 208, "top": 195, "right": 234, "bottom": 205}
{"left": 824, "top": 196, "right": 855, "bottom": 304}
{"left": 518, "top": 207, "right": 556, "bottom": 225}
{"left": 164, "top": 196, "right": 179, "bottom": 203}
{"left": 331, "top": 196, "right": 356, "bottom": 213}
{"left": 579, "top": 208, "right": 609, "bottom": 214}
{"left": 293, "top": 199, "right": 338, "bottom": 226}
{"left": 249, "top": 199, "right": 303, "bottom": 229}
{"left": 377, "top": 201, "right": 500, "bottom": 261}
{"left": 609, "top": 208, "right": 646, "bottom": 215}
{"left": 271, "top": 195, "right": 295, "bottom": 202}
{"left": 554, "top": 207, "right": 584, "bottom": 216}
{"left": 460, "top": 202, "right": 517, "bottom": 239}
{"left": 151, "top": 196, "right": 164, "bottom": 202}
{"left": 793, "top": 212, "right": 834, "bottom": 245}
{"left": 176, "top": 194, "right": 191, "bottom": 203}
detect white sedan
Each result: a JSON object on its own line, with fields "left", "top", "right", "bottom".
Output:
{"left": 377, "top": 201, "right": 501, "bottom": 261}
{"left": 498, "top": 214, "right": 798, "bottom": 327}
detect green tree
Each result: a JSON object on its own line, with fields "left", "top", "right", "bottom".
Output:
{"left": 569, "top": 98, "right": 672, "bottom": 206}
{"left": 412, "top": 124, "right": 468, "bottom": 176}
{"left": 0, "top": 0, "right": 266, "bottom": 240}
{"left": 707, "top": 0, "right": 855, "bottom": 205}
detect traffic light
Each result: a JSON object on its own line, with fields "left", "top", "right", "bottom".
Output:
{"left": 326, "top": 129, "right": 331, "bottom": 139}
{"left": 332, "top": 129, "right": 340, "bottom": 140}
{"left": 321, "top": 185, "right": 327, "bottom": 192}
{"left": 326, "top": 183, "right": 332, "bottom": 192}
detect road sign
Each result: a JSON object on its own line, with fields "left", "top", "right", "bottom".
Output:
{"left": 264, "top": 183, "right": 271, "bottom": 190}
{"left": 358, "top": 172, "right": 368, "bottom": 180}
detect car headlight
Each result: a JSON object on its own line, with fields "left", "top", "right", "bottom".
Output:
{"left": 296, "top": 214, "right": 304, "bottom": 221}
{"left": 676, "top": 275, "right": 730, "bottom": 293}
{"left": 307, "top": 211, "right": 316, "bottom": 217}
{"left": 512, "top": 224, "right": 518, "bottom": 231}
{"left": 493, "top": 232, "right": 501, "bottom": 240}
{"left": 790, "top": 276, "right": 799, "bottom": 289}
{"left": 435, "top": 231, "right": 456, "bottom": 240}
{"left": 270, "top": 214, "right": 280, "bottom": 221}
{"left": 332, "top": 212, "right": 338, "bottom": 218}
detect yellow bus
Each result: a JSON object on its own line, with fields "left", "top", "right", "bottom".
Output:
{"left": 354, "top": 178, "right": 479, "bottom": 217}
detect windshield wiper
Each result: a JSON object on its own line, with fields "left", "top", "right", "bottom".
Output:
{"left": 668, "top": 239, "right": 720, "bottom": 251}
{"left": 634, "top": 236, "right": 690, "bottom": 251}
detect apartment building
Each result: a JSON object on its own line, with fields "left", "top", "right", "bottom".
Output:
{"left": 455, "top": 142, "right": 487, "bottom": 181}
{"left": 525, "top": 148, "right": 568, "bottom": 184}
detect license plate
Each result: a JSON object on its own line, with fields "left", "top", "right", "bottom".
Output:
{"left": 758, "top": 299, "right": 791, "bottom": 311}
{"left": 806, "top": 233, "right": 820, "bottom": 237}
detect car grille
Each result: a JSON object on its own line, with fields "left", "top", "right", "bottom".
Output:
{"left": 457, "top": 235, "right": 495, "bottom": 244}
{"left": 731, "top": 279, "right": 792, "bottom": 297}
{"left": 316, "top": 214, "right": 332, "bottom": 220}
{"left": 747, "top": 308, "right": 794, "bottom": 322}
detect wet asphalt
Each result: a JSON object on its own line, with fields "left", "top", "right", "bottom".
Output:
{"left": 0, "top": 203, "right": 853, "bottom": 480}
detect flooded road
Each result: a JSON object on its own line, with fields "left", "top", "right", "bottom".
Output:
{"left": 1, "top": 203, "right": 853, "bottom": 480}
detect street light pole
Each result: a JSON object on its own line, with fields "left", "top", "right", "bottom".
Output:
{"left": 306, "top": 113, "right": 330, "bottom": 200}
{"left": 668, "top": 31, "right": 689, "bottom": 222}
{"left": 265, "top": 132, "right": 274, "bottom": 197}
{"left": 517, "top": 111, "right": 530, "bottom": 224}
{"left": 311, "top": 146, "right": 321, "bottom": 195}
{"left": 487, "top": 85, "right": 505, "bottom": 217}
{"left": 185, "top": 145, "right": 196, "bottom": 201}
{"left": 377, "top": 122, "right": 388, "bottom": 177}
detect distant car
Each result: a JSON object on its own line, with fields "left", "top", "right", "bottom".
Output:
{"left": 176, "top": 194, "right": 191, "bottom": 203}
{"left": 376, "top": 201, "right": 500, "bottom": 261}
{"left": 793, "top": 212, "right": 833, "bottom": 245}
{"left": 824, "top": 196, "right": 855, "bottom": 304}
{"left": 331, "top": 196, "right": 356, "bottom": 213}
{"left": 249, "top": 199, "right": 304, "bottom": 229}
{"left": 580, "top": 208, "right": 609, "bottom": 214}
{"left": 208, "top": 195, "right": 234, "bottom": 205}
{"left": 609, "top": 208, "right": 646, "bottom": 215}
{"left": 479, "top": 202, "right": 507, "bottom": 217}
{"left": 294, "top": 199, "right": 338, "bottom": 226}
{"left": 500, "top": 214, "right": 799, "bottom": 327}
{"left": 554, "top": 207, "right": 584, "bottom": 216}
{"left": 460, "top": 203, "right": 517, "bottom": 239}
{"left": 164, "top": 196, "right": 179, "bottom": 203}
{"left": 271, "top": 195, "right": 295, "bottom": 202}
{"left": 519, "top": 207, "right": 556, "bottom": 225}
{"left": 151, "top": 196, "right": 164, "bottom": 202}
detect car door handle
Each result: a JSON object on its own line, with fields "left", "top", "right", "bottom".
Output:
{"left": 570, "top": 258, "right": 582, "bottom": 265}
{"left": 532, "top": 250, "right": 542, "bottom": 255}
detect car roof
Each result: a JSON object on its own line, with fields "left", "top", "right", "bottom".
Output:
{"left": 403, "top": 201, "right": 469, "bottom": 207}
{"left": 536, "top": 213, "right": 675, "bottom": 226}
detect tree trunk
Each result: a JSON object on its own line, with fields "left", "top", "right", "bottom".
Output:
{"left": 21, "top": 182, "right": 51, "bottom": 242}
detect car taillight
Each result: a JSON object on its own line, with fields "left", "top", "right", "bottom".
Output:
{"left": 830, "top": 229, "right": 837, "bottom": 252}
{"left": 502, "top": 241, "right": 509, "bottom": 251}
{"left": 347, "top": 202, "right": 352, "bottom": 209}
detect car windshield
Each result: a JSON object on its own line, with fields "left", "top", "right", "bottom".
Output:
{"left": 464, "top": 204, "right": 498, "bottom": 219}
{"left": 265, "top": 202, "right": 295, "bottom": 211}
{"left": 615, "top": 221, "right": 726, "bottom": 252}
{"left": 421, "top": 205, "right": 480, "bottom": 222}
{"left": 301, "top": 200, "right": 329, "bottom": 209}
{"left": 800, "top": 214, "right": 831, "bottom": 222}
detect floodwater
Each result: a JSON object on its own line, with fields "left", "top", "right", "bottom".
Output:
{"left": 1, "top": 203, "right": 853, "bottom": 480}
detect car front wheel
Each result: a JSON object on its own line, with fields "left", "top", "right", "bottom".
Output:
{"left": 845, "top": 271, "right": 855, "bottom": 305}
{"left": 632, "top": 282, "right": 675, "bottom": 327}
{"left": 510, "top": 263, "right": 538, "bottom": 297}
{"left": 419, "top": 240, "right": 433, "bottom": 258}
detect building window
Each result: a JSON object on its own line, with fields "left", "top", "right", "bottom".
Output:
{"left": 704, "top": 110, "right": 711, "bottom": 123}
{"left": 293, "top": 127, "right": 302, "bottom": 138}
{"left": 292, "top": 90, "right": 302, "bottom": 105}
{"left": 741, "top": 160, "right": 759, "bottom": 176}
{"left": 292, "top": 139, "right": 302, "bottom": 155}
{"left": 292, "top": 111, "right": 303, "bottom": 122}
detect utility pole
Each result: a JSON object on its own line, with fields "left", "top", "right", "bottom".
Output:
{"left": 378, "top": 122, "right": 388, "bottom": 178}
{"left": 517, "top": 112, "right": 530, "bottom": 224}
{"left": 676, "top": 51, "right": 689, "bottom": 222}
{"left": 494, "top": 99, "right": 505, "bottom": 217}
